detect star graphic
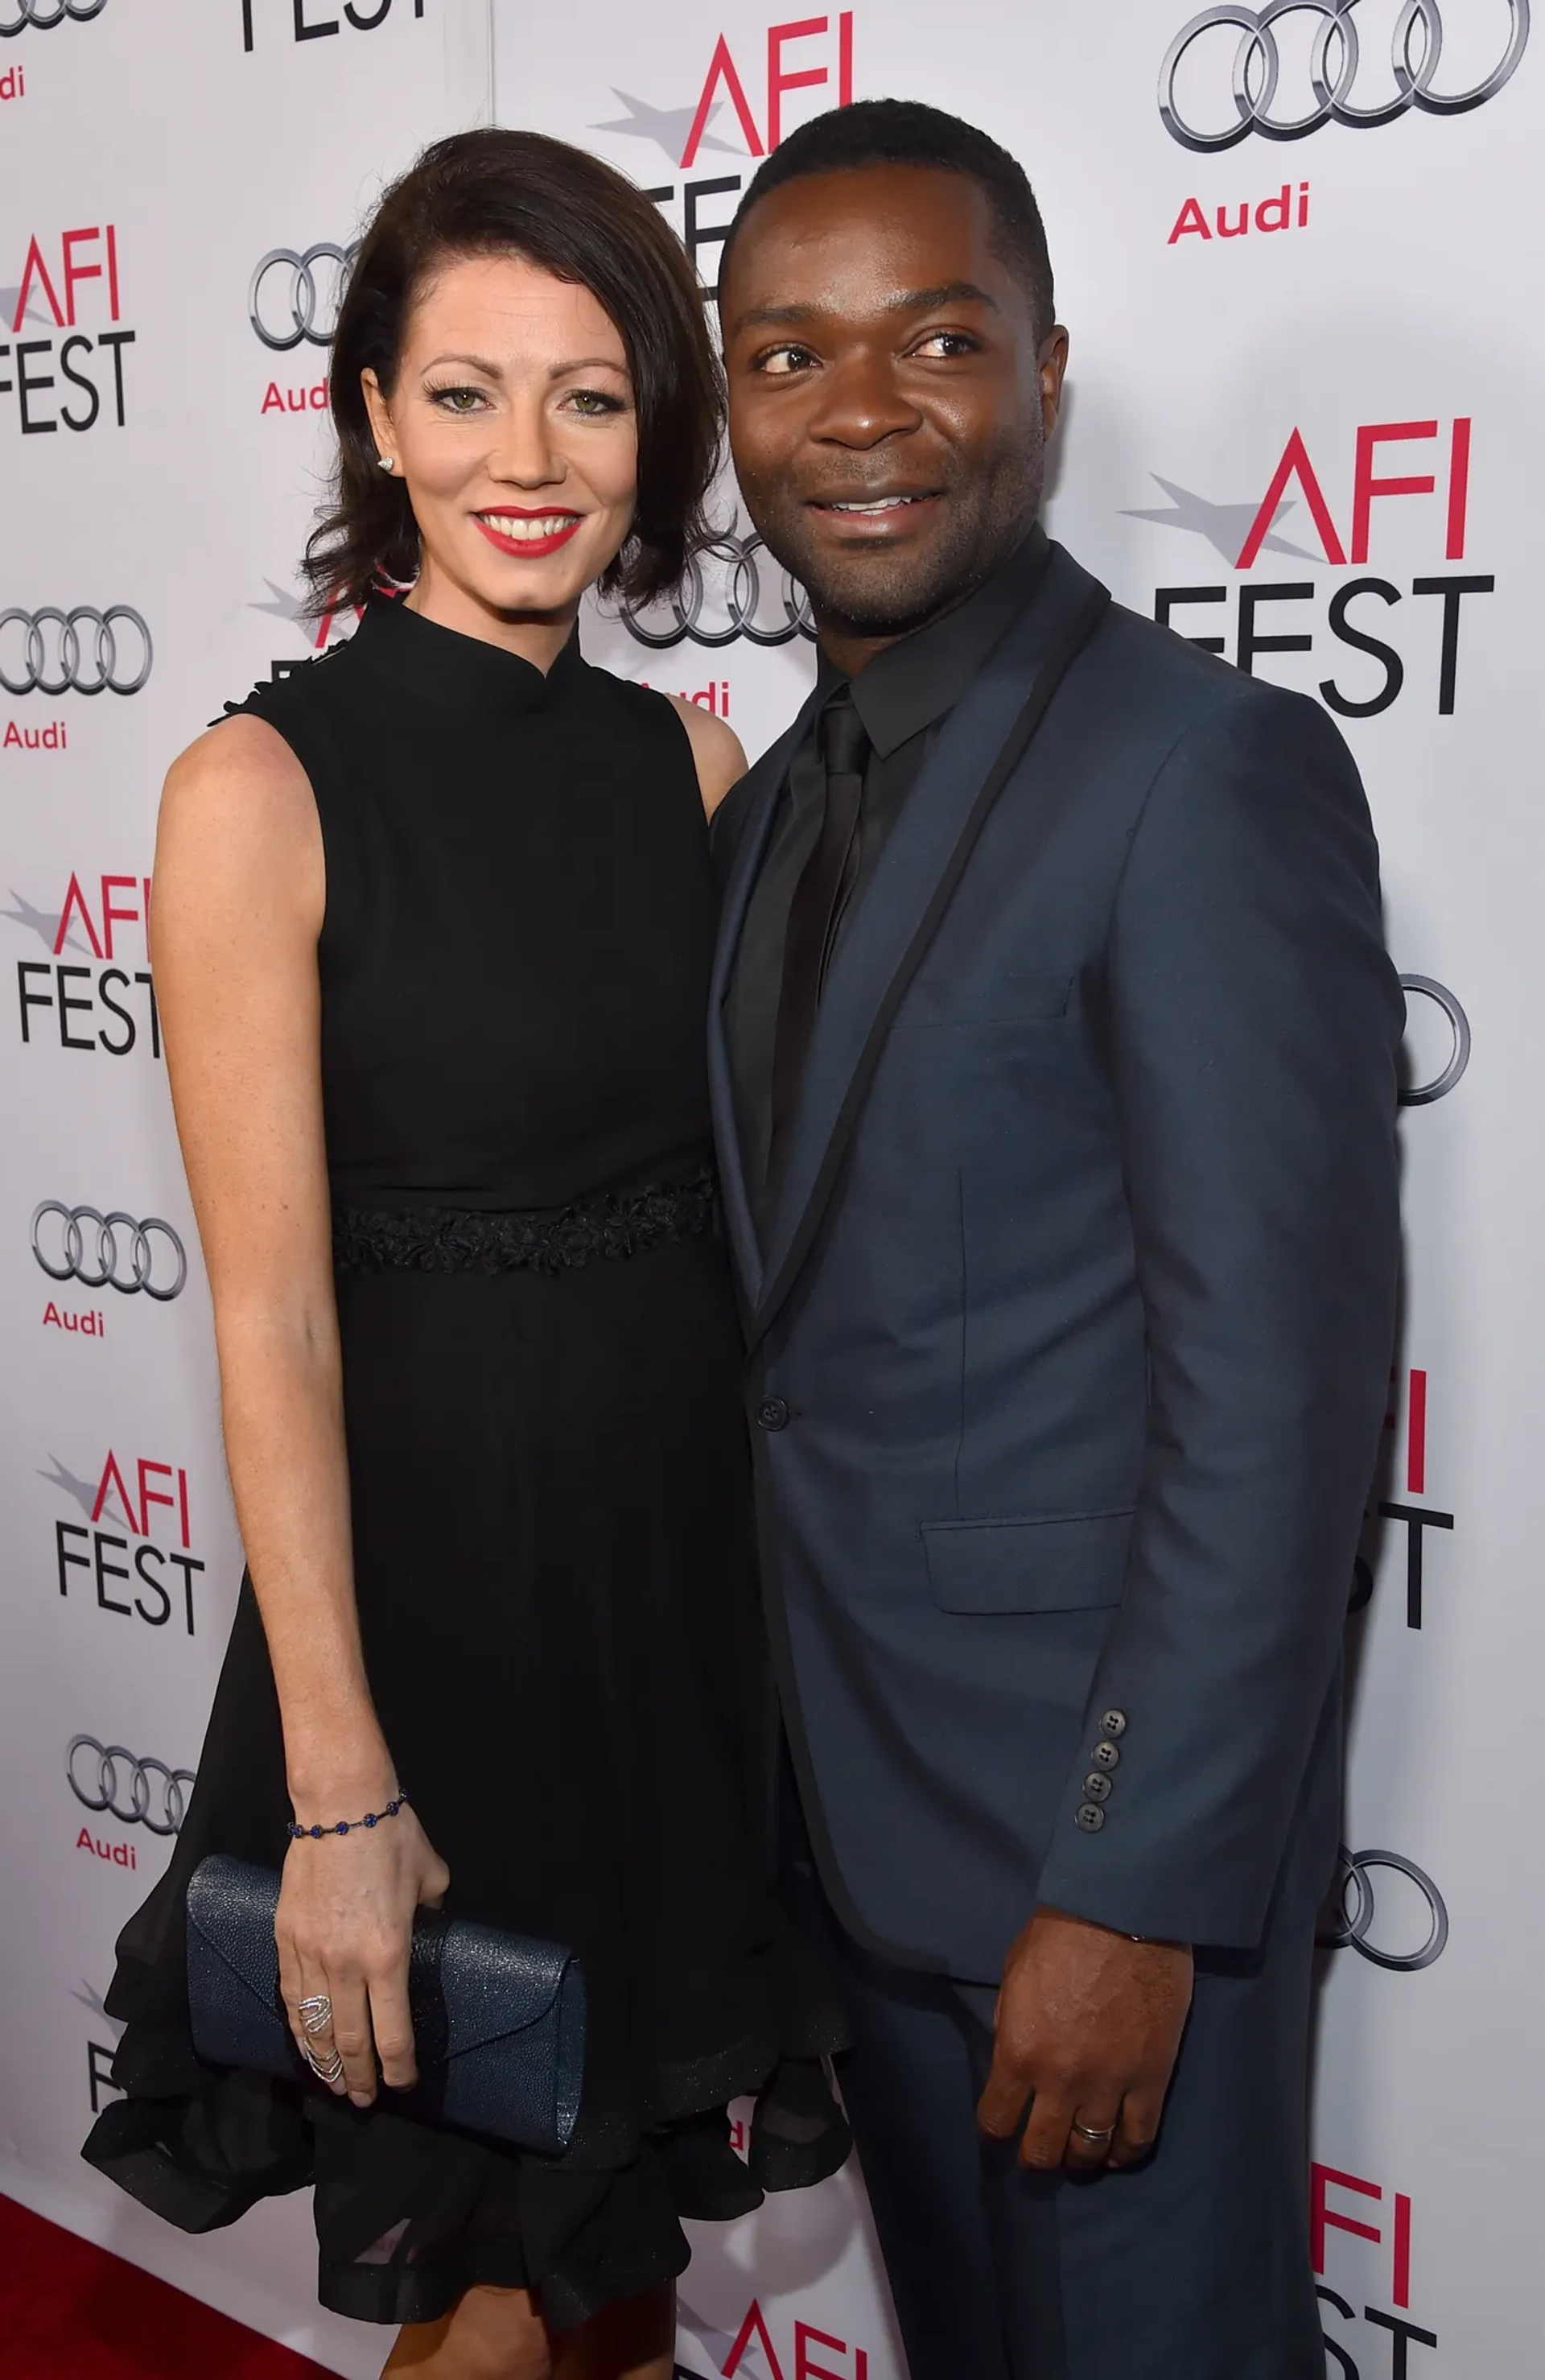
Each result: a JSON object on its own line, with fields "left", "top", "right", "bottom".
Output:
{"left": 249, "top": 581, "right": 352, "bottom": 649}
{"left": 1119, "top": 475, "right": 1319, "bottom": 567}
{"left": 248, "top": 579, "right": 308, "bottom": 626}
{"left": 589, "top": 90, "right": 742, "bottom": 164}
{"left": 677, "top": 2300, "right": 756, "bottom": 2374}
{"left": 2, "top": 890, "right": 84, "bottom": 954}
{"left": 0, "top": 284, "right": 52, "bottom": 331}
{"left": 39, "top": 1455, "right": 124, "bottom": 1527}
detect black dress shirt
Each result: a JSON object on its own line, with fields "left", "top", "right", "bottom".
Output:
{"left": 725, "top": 525, "right": 1052, "bottom": 1227}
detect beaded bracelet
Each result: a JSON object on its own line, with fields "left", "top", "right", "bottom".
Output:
{"left": 287, "top": 1789, "right": 410, "bottom": 1842}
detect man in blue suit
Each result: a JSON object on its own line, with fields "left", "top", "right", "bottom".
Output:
{"left": 711, "top": 101, "right": 1403, "bottom": 2380}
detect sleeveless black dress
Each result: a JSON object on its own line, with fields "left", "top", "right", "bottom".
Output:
{"left": 83, "top": 596, "right": 847, "bottom": 2332}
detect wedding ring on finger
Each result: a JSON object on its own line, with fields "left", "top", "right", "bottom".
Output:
{"left": 1071, "top": 2120, "right": 1117, "bottom": 2148}
{"left": 297, "top": 1993, "right": 334, "bottom": 2039}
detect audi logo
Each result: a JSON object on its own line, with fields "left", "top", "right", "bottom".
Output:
{"left": 249, "top": 242, "right": 357, "bottom": 351}
{"left": 1160, "top": 1, "right": 1531, "bottom": 151}
{"left": 620, "top": 532, "right": 816, "bottom": 650}
{"left": 68, "top": 1736, "right": 195, "bottom": 1836}
{"left": 32, "top": 1204, "right": 187, "bottom": 1301}
{"left": 0, "top": 0, "right": 108, "bottom": 31}
{"left": 1319, "top": 1845, "right": 1448, "bottom": 1970}
{"left": 1399, "top": 974, "right": 1470, "bottom": 1106}
{"left": 0, "top": 605, "right": 151, "bottom": 696}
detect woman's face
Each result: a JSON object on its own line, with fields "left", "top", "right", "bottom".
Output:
{"left": 363, "top": 250, "right": 638, "bottom": 630}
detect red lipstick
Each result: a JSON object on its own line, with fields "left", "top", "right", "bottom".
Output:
{"left": 474, "top": 509, "right": 584, "bottom": 559}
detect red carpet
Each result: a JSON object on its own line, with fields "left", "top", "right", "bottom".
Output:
{"left": 0, "top": 2196, "right": 341, "bottom": 2378}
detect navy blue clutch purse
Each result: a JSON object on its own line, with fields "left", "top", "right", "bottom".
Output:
{"left": 185, "top": 1854, "right": 586, "bottom": 2156}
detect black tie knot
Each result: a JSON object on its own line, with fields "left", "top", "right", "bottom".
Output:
{"left": 819, "top": 691, "right": 870, "bottom": 782}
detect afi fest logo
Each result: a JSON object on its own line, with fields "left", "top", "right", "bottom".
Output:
{"left": 80, "top": 1978, "right": 124, "bottom": 2118}
{"left": 1357, "top": 1346, "right": 1457, "bottom": 1632}
{"left": 1345, "top": 984, "right": 1466, "bottom": 1643}
{"left": 46, "top": 1446, "right": 208, "bottom": 1636}
{"left": 678, "top": 2296, "right": 874, "bottom": 2380}
{"left": 240, "top": 0, "right": 426, "bottom": 52}
{"left": 1160, "top": 0, "right": 1531, "bottom": 152}
{"left": 1132, "top": 415, "right": 1494, "bottom": 717}
{"left": 10, "top": 868, "right": 159, "bottom": 1058}
{"left": 251, "top": 573, "right": 360, "bottom": 679}
{"left": 1313, "top": 2166, "right": 1439, "bottom": 2374}
{"left": 1, "top": 221, "right": 134, "bottom": 434}
{"left": 593, "top": 14, "right": 855, "bottom": 295}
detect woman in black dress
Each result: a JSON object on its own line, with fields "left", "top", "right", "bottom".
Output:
{"left": 84, "top": 131, "right": 847, "bottom": 2379}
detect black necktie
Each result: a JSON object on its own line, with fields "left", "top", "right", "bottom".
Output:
{"left": 768, "top": 691, "right": 871, "bottom": 1194}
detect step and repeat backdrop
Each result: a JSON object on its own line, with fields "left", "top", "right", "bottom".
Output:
{"left": 2, "top": 2, "right": 1540, "bottom": 2374}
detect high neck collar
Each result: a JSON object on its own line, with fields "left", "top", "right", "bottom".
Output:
{"left": 352, "top": 594, "right": 585, "bottom": 721}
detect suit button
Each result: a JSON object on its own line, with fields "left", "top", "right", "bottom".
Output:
{"left": 1099, "top": 1709, "right": 1128, "bottom": 1739}
{"left": 1082, "top": 1772, "right": 1112, "bottom": 1802}
{"left": 756, "top": 1396, "right": 790, "bottom": 1432}
{"left": 1075, "top": 1802, "right": 1106, "bottom": 1833}
{"left": 1092, "top": 1741, "right": 1122, "bottom": 1772}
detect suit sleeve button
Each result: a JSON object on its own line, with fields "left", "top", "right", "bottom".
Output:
{"left": 756, "top": 1396, "right": 790, "bottom": 1431}
{"left": 1082, "top": 1772, "right": 1112, "bottom": 1802}
{"left": 1099, "top": 1709, "right": 1128, "bottom": 1739}
{"left": 1074, "top": 1802, "right": 1106, "bottom": 1833}
{"left": 1092, "top": 1741, "right": 1122, "bottom": 1771}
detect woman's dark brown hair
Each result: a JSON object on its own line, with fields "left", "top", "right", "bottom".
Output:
{"left": 303, "top": 129, "right": 723, "bottom": 613}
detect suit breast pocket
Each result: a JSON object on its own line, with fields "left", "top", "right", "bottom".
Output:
{"left": 921, "top": 1512, "right": 1132, "bottom": 1615}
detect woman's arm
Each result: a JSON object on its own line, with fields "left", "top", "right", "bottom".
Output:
{"left": 154, "top": 716, "right": 447, "bottom": 2106}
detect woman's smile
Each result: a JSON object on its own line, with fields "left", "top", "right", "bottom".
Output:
{"left": 472, "top": 507, "right": 585, "bottom": 557}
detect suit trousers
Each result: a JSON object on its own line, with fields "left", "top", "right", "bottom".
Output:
{"left": 816, "top": 1752, "right": 1339, "bottom": 2380}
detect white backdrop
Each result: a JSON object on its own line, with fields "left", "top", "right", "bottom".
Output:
{"left": 2, "top": 3, "right": 1541, "bottom": 2374}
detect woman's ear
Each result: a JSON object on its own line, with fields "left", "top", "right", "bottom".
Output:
{"left": 361, "top": 369, "right": 395, "bottom": 468}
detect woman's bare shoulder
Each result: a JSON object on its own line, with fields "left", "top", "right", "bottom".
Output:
{"left": 157, "top": 714, "right": 322, "bottom": 930}
{"left": 663, "top": 695, "right": 748, "bottom": 820}
{"left": 159, "top": 712, "right": 320, "bottom": 863}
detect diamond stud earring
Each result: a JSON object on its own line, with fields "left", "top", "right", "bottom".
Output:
{"left": 377, "top": 455, "right": 394, "bottom": 472}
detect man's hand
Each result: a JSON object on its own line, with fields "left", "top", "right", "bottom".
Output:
{"left": 976, "top": 1906, "right": 1193, "bottom": 2173}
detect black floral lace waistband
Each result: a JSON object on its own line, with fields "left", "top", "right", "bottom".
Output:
{"left": 333, "top": 1168, "right": 719, "bottom": 1277}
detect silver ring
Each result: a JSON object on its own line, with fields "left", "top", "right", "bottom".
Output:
{"left": 296, "top": 1993, "right": 333, "bottom": 2039}
{"left": 302, "top": 2041, "right": 344, "bottom": 2085}
{"left": 1072, "top": 2120, "right": 1117, "bottom": 2146}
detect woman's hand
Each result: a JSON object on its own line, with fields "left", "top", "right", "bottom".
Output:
{"left": 275, "top": 1799, "right": 450, "bottom": 2107}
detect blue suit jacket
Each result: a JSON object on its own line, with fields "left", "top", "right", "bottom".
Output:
{"left": 709, "top": 542, "right": 1403, "bottom": 1981}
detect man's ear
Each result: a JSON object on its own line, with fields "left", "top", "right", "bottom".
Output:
{"left": 1038, "top": 328, "right": 1070, "bottom": 441}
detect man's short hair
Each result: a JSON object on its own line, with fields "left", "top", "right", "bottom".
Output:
{"left": 719, "top": 98, "right": 1056, "bottom": 344}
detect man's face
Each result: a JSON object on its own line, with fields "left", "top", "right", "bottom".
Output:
{"left": 722, "top": 164, "right": 1066, "bottom": 643}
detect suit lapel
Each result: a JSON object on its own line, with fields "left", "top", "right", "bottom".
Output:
{"left": 751, "top": 547, "right": 1109, "bottom": 1352}
{"left": 707, "top": 682, "right": 826, "bottom": 1305}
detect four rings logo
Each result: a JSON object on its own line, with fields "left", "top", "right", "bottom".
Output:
{"left": 33, "top": 1203, "right": 187, "bottom": 1300}
{"left": 1399, "top": 974, "right": 1469, "bottom": 1104}
{"left": 1160, "top": 1, "right": 1531, "bottom": 151}
{"left": 1, "top": 0, "right": 107, "bottom": 28}
{"left": 620, "top": 531, "right": 814, "bottom": 650}
{"left": 0, "top": 606, "right": 151, "bottom": 695}
{"left": 68, "top": 1735, "right": 193, "bottom": 1835}
{"left": 1320, "top": 1845, "right": 1449, "bottom": 1970}
{"left": 249, "top": 242, "right": 356, "bottom": 351}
